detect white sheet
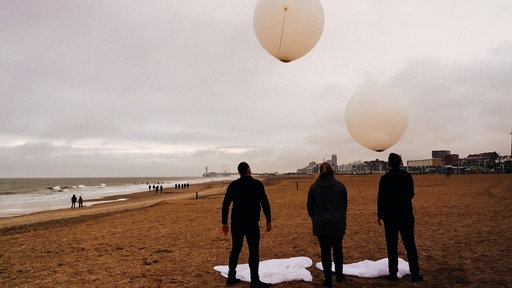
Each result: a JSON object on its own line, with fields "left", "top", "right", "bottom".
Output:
{"left": 213, "top": 256, "right": 313, "bottom": 284}
{"left": 214, "top": 257, "right": 410, "bottom": 284}
{"left": 316, "top": 257, "right": 410, "bottom": 279}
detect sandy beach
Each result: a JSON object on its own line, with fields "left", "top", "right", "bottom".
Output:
{"left": 1, "top": 174, "right": 511, "bottom": 287}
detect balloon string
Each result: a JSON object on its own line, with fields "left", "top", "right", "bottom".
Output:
{"left": 278, "top": 7, "right": 288, "bottom": 52}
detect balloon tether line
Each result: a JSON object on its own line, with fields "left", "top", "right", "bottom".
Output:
{"left": 278, "top": 7, "right": 288, "bottom": 52}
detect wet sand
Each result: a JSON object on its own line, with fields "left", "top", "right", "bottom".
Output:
{"left": 1, "top": 174, "right": 511, "bottom": 287}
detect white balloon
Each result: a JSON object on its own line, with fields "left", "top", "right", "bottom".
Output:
{"left": 253, "top": 0, "right": 324, "bottom": 62}
{"left": 345, "top": 85, "right": 409, "bottom": 152}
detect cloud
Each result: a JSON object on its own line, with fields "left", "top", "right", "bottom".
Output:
{"left": 1, "top": 1, "right": 511, "bottom": 177}
{"left": 389, "top": 43, "right": 512, "bottom": 160}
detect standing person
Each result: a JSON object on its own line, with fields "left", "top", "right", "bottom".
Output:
{"left": 378, "top": 153, "right": 423, "bottom": 282}
{"left": 78, "top": 196, "right": 83, "bottom": 208}
{"left": 307, "top": 162, "right": 348, "bottom": 287}
{"left": 71, "top": 194, "right": 77, "bottom": 208}
{"left": 221, "top": 162, "right": 272, "bottom": 288}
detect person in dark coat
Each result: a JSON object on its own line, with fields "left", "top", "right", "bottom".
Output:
{"left": 71, "top": 194, "right": 77, "bottom": 208}
{"left": 221, "top": 162, "right": 272, "bottom": 288}
{"left": 378, "top": 153, "right": 423, "bottom": 282}
{"left": 307, "top": 162, "right": 348, "bottom": 287}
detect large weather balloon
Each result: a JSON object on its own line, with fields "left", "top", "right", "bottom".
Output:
{"left": 253, "top": 0, "right": 324, "bottom": 62}
{"left": 345, "top": 85, "right": 409, "bottom": 152}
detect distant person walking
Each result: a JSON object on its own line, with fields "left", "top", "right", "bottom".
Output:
{"left": 78, "top": 196, "right": 83, "bottom": 208}
{"left": 307, "top": 162, "right": 348, "bottom": 287}
{"left": 445, "top": 168, "right": 452, "bottom": 178}
{"left": 378, "top": 153, "right": 423, "bottom": 282}
{"left": 71, "top": 194, "right": 77, "bottom": 208}
{"left": 221, "top": 162, "right": 272, "bottom": 288}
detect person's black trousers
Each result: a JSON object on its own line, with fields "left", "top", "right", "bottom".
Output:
{"left": 317, "top": 234, "right": 344, "bottom": 282}
{"left": 384, "top": 216, "right": 420, "bottom": 277}
{"left": 228, "top": 224, "right": 261, "bottom": 282}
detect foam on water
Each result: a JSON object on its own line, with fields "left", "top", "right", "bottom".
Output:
{"left": 0, "top": 176, "right": 236, "bottom": 217}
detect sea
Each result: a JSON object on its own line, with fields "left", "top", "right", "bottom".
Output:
{"left": 0, "top": 176, "right": 235, "bottom": 218}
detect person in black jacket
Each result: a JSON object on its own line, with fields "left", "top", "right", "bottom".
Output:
{"left": 307, "top": 162, "right": 348, "bottom": 287}
{"left": 221, "top": 162, "right": 272, "bottom": 288}
{"left": 378, "top": 153, "right": 423, "bottom": 282}
{"left": 71, "top": 194, "right": 77, "bottom": 208}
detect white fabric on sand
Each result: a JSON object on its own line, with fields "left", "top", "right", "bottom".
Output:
{"left": 213, "top": 256, "right": 313, "bottom": 284}
{"left": 214, "top": 257, "right": 410, "bottom": 284}
{"left": 316, "top": 257, "right": 410, "bottom": 278}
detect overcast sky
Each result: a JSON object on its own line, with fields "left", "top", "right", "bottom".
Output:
{"left": 1, "top": 0, "right": 511, "bottom": 177}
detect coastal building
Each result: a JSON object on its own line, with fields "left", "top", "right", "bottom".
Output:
{"left": 298, "top": 150, "right": 509, "bottom": 175}
{"left": 443, "top": 154, "right": 459, "bottom": 166}
{"left": 347, "top": 161, "right": 367, "bottom": 174}
{"left": 500, "top": 156, "right": 512, "bottom": 173}
{"left": 331, "top": 154, "right": 338, "bottom": 172}
{"left": 338, "top": 160, "right": 386, "bottom": 174}
{"left": 338, "top": 163, "right": 351, "bottom": 173}
{"left": 432, "top": 150, "right": 451, "bottom": 159}
{"left": 297, "top": 154, "right": 340, "bottom": 174}
{"left": 407, "top": 158, "right": 443, "bottom": 173}
{"left": 462, "top": 152, "right": 499, "bottom": 172}
{"left": 366, "top": 159, "right": 387, "bottom": 173}
{"left": 297, "top": 161, "right": 318, "bottom": 175}
{"left": 431, "top": 150, "right": 460, "bottom": 166}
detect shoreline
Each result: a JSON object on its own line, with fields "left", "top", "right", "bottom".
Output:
{"left": 0, "top": 179, "right": 232, "bottom": 230}
{"left": 0, "top": 175, "right": 237, "bottom": 218}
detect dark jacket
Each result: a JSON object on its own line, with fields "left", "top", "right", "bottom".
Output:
{"left": 222, "top": 176, "right": 271, "bottom": 228}
{"left": 307, "top": 175, "right": 347, "bottom": 236}
{"left": 377, "top": 168, "right": 415, "bottom": 221}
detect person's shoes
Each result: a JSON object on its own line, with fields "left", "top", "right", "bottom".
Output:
{"left": 226, "top": 277, "right": 241, "bottom": 286}
{"left": 249, "top": 280, "right": 272, "bottom": 288}
{"left": 411, "top": 274, "right": 424, "bottom": 282}
{"left": 385, "top": 274, "right": 399, "bottom": 281}
{"left": 322, "top": 279, "right": 332, "bottom": 287}
{"left": 336, "top": 274, "right": 345, "bottom": 282}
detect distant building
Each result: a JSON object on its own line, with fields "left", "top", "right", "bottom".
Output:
{"left": 297, "top": 161, "right": 318, "bottom": 175}
{"left": 408, "top": 158, "right": 443, "bottom": 167}
{"left": 500, "top": 156, "right": 512, "bottom": 173}
{"left": 432, "top": 150, "right": 451, "bottom": 159}
{"left": 347, "top": 161, "right": 367, "bottom": 174}
{"left": 336, "top": 160, "right": 386, "bottom": 174}
{"left": 407, "top": 158, "right": 443, "bottom": 173}
{"left": 462, "top": 152, "right": 499, "bottom": 172}
{"left": 443, "top": 154, "right": 459, "bottom": 166}
{"left": 366, "top": 159, "right": 387, "bottom": 173}
{"left": 332, "top": 154, "right": 338, "bottom": 172}
{"left": 297, "top": 149, "right": 509, "bottom": 176}
{"left": 338, "top": 163, "right": 351, "bottom": 173}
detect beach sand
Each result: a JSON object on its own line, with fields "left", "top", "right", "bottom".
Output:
{"left": 1, "top": 174, "right": 511, "bottom": 287}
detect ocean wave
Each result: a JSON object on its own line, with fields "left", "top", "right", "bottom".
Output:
{"left": 0, "top": 175, "right": 237, "bottom": 217}
{"left": 47, "top": 184, "right": 109, "bottom": 191}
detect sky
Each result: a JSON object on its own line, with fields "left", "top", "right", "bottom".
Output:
{"left": 1, "top": 0, "right": 511, "bottom": 177}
